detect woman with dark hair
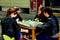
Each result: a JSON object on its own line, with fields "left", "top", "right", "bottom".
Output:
{"left": 13, "top": 7, "right": 23, "bottom": 22}
{"left": 34, "top": 6, "right": 47, "bottom": 22}
{"left": 1, "top": 8, "right": 20, "bottom": 40}
{"left": 13, "top": 7, "right": 28, "bottom": 40}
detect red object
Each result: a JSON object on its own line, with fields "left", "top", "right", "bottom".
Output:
{"left": 38, "top": 0, "right": 42, "bottom": 7}
{"left": 30, "top": 0, "right": 33, "bottom": 10}
{"left": 30, "top": 0, "right": 42, "bottom": 10}
{"left": 30, "top": 0, "right": 36, "bottom": 10}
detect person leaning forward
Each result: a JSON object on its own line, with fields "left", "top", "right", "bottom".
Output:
{"left": 1, "top": 8, "right": 20, "bottom": 40}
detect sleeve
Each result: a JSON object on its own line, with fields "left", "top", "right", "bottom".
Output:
{"left": 18, "top": 15, "right": 23, "bottom": 21}
{"left": 13, "top": 20, "right": 20, "bottom": 31}
{"left": 34, "top": 14, "right": 38, "bottom": 19}
{"left": 37, "top": 20, "right": 51, "bottom": 30}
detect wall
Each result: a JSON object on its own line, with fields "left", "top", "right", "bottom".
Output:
{"left": 0, "top": 0, "right": 30, "bottom": 8}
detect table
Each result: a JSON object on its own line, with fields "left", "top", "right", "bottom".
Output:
{"left": 29, "top": 28, "right": 35, "bottom": 40}
{"left": 19, "top": 24, "right": 36, "bottom": 40}
{"left": 58, "top": 33, "right": 60, "bottom": 40}
{"left": 18, "top": 20, "right": 43, "bottom": 40}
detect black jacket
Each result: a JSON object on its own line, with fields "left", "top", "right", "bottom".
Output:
{"left": 14, "top": 15, "right": 23, "bottom": 21}
{"left": 1, "top": 16, "right": 20, "bottom": 38}
{"left": 34, "top": 14, "right": 47, "bottom": 22}
{"left": 36, "top": 15, "right": 59, "bottom": 36}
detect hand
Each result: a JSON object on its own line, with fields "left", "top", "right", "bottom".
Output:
{"left": 22, "top": 20, "right": 25, "bottom": 22}
{"left": 30, "top": 23, "right": 35, "bottom": 27}
{"left": 35, "top": 18, "right": 39, "bottom": 22}
{"left": 39, "top": 22, "right": 43, "bottom": 24}
{"left": 35, "top": 18, "right": 38, "bottom": 21}
{"left": 21, "top": 29, "right": 28, "bottom": 33}
{"left": 17, "top": 21, "right": 22, "bottom": 24}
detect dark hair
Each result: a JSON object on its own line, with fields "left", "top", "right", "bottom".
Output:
{"left": 13, "top": 7, "right": 20, "bottom": 15}
{"left": 13, "top": 7, "right": 20, "bottom": 12}
{"left": 43, "top": 7, "right": 53, "bottom": 15}
{"left": 38, "top": 7, "right": 44, "bottom": 18}
{"left": 40, "top": 7, "right": 44, "bottom": 13}
{"left": 15, "top": 8, "right": 19, "bottom": 11}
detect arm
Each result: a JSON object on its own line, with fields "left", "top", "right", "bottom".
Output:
{"left": 37, "top": 21, "right": 51, "bottom": 30}
{"left": 18, "top": 15, "right": 23, "bottom": 21}
{"left": 13, "top": 20, "right": 20, "bottom": 31}
{"left": 34, "top": 14, "right": 38, "bottom": 19}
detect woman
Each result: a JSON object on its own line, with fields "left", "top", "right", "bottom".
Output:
{"left": 13, "top": 7, "right": 23, "bottom": 22}
{"left": 13, "top": 7, "right": 27, "bottom": 40}
{"left": 13, "top": 7, "right": 23, "bottom": 40}
{"left": 34, "top": 6, "right": 47, "bottom": 22}
{"left": 34, "top": 6, "right": 48, "bottom": 40}
{"left": 1, "top": 8, "right": 20, "bottom": 40}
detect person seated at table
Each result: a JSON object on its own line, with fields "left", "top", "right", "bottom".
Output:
{"left": 34, "top": 6, "right": 47, "bottom": 22}
{"left": 34, "top": 6, "right": 47, "bottom": 37}
{"left": 13, "top": 7, "right": 28, "bottom": 40}
{"left": 1, "top": 8, "right": 20, "bottom": 40}
{"left": 13, "top": 7, "right": 24, "bottom": 23}
{"left": 27, "top": 6, "right": 47, "bottom": 39}
{"left": 36, "top": 7, "right": 59, "bottom": 40}
{"left": 34, "top": 6, "right": 42, "bottom": 20}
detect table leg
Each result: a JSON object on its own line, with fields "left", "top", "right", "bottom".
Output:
{"left": 32, "top": 29, "right": 35, "bottom": 40}
{"left": 58, "top": 34, "right": 60, "bottom": 40}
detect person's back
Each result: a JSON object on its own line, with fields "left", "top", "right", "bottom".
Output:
{"left": 1, "top": 7, "right": 21, "bottom": 40}
{"left": 1, "top": 16, "right": 15, "bottom": 37}
{"left": 49, "top": 15, "right": 59, "bottom": 35}
{"left": 1, "top": 16, "right": 20, "bottom": 40}
{"left": 41, "top": 15, "right": 59, "bottom": 36}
